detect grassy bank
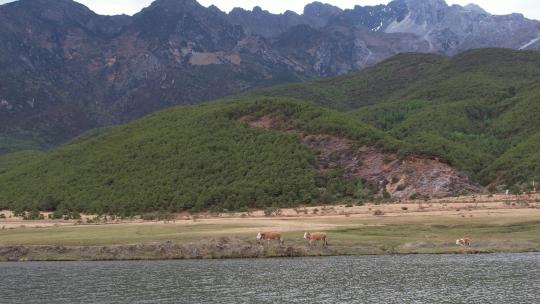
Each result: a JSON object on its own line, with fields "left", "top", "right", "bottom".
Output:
{"left": 1, "top": 203, "right": 539, "bottom": 261}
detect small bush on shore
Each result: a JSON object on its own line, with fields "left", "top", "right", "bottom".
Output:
{"left": 373, "top": 210, "right": 385, "bottom": 216}
{"left": 63, "top": 212, "right": 81, "bottom": 220}
{"left": 410, "top": 193, "right": 430, "bottom": 201}
{"left": 13, "top": 208, "right": 25, "bottom": 217}
{"left": 49, "top": 210, "right": 65, "bottom": 219}
{"left": 141, "top": 212, "right": 176, "bottom": 221}
{"left": 23, "top": 210, "right": 44, "bottom": 221}
{"left": 263, "top": 207, "right": 282, "bottom": 217}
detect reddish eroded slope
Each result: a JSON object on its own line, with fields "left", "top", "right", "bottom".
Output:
{"left": 245, "top": 116, "right": 480, "bottom": 199}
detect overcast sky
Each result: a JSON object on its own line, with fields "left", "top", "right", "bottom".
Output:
{"left": 1, "top": 0, "right": 539, "bottom": 20}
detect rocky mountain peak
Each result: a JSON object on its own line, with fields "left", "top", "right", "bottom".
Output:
{"left": 402, "top": 0, "right": 448, "bottom": 21}
{"left": 10, "top": 0, "right": 88, "bottom": 10}
{"left": 402, "top": 0, "right": 448, "bottom": 10}
{"left": 252, "top": 6, "right": 264, "bottom": 14}
{"left": 3, "top": 0, "right": 97, "bottom": 22}
{"left": 303, "top": 1, "right": 342, "bottom": 28}
{"left": 303, "top": 2, "right": 342, "bottom": 17}
{"left": 142, "top": 0, "right": 202, "bottom": 14}
{"left": 0, "top": 0, "right": 129, "bottom": 37}
{"left": 463, "top": 3, "right": 489, "bottom": 15}
{"left": 228, "top": 5, "right": 303, "bottom": 37}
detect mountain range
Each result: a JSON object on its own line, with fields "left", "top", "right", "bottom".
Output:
{"left": 1, "top": 48, "right": 539, "bottom": 214}
{"left": 1, "top": 0, "right": 540, "bottom": 153}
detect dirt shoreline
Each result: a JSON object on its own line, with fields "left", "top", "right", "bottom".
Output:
{"left": 2, "top": 240, "right": 538, "bottom": 262}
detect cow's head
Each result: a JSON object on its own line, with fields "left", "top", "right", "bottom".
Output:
{"left": 456, "top": 239, "right": 461, "bottom": 245}
{"left": 256, "top": 232, "right": 262, "bottom": 240}
{"left": 304, "top": 232, "right": 310, "bottom": 239}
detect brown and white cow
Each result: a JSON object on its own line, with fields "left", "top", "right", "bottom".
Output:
{"left": 257, "top": 232, "right": 284, "bottom": 245}
{"left": 304, "top": 232, "right": 328, "bottom": 247}
{"left": 456, "top": 238, "right": 472, "bottom": 247}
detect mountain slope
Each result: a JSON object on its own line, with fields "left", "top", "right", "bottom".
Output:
{"left": 0, "top": 98, "right": 476, "bottom": 214}
{"left": 485, "top": 133, "right": 540, "bottom": 186}
{"left": 249, "top": 49, "right": 540, "bottom": 185}
{"left": 1, "top": 0, "right": 540, "bottom": 153}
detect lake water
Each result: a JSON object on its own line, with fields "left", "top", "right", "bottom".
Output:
{"left": 0, "top": 253, "right": 539, "bottom": 303}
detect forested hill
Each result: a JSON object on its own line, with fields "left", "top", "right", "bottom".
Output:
{"left": 249, "top": 48, "right": 540, "bottom": 186}
{"left": 0, "top": 99, "right": 380, "bottom": 214}
{"left": 0, "top": 98, "right": 477, "bottom": 215}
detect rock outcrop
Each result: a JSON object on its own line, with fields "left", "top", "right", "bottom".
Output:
{"left": 245, "top": 116, "right": 479, "bottom": 199}
{"left": 303, "top": 134, "right": 479, "bottom": 199}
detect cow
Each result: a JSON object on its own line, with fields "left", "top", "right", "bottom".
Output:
{"left": 304, "top": 232, "right": 328, "bottom": 247}
{"left": 456, "top": 238, "right": 472, "bottom": 248}
{"left": 256, "top": 232, "right": 284, "bottom": 245}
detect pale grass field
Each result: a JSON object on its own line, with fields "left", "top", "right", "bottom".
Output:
{"left": 1, "top": 194, "right": 539, "bottom": 251}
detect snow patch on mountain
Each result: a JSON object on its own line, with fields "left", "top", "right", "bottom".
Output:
{"left": 519, "top": 34, "right": 540, "bottom": 50}
{"left": 385, "top": 12, "right": 429, "bottom": 36}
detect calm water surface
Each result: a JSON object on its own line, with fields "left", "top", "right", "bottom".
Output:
{"left": 1, "top": 253, "right": 539, "bottom": 303}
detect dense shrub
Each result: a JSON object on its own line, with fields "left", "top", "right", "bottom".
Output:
{"left": 263, "top": 207, "right": 282, "bottom": 217}
{"left": 0, "top": 99, "right": 377, "bottom": 214}
{"left": 23, "top": 210, "right": 44, "bottom": 221}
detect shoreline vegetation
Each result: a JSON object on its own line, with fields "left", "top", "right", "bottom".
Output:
{"left": 1, "top": 194, "right": 539, "bottom": 262}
